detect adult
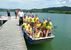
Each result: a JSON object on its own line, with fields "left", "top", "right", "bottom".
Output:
{"left": 15, "top": 11, "right": 17, "bottom": 19}
{"left": 7, "top": 10, "right": 11, "bottom": 19}
{"left": 17, "top": 9, "right": 24, "bottom": 26}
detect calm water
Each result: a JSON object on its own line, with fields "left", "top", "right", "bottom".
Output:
{"left": 0, "top": 12, "right": 15, "bottom": 16}
{"left": 0, "top": 12, "right": 71, "bottom": 50}
{"left": 26, "top": 13, "right": 71, "bottom": 50}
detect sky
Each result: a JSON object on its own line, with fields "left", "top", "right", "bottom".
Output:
{"left": 0, "top": 0, "right": 71, "bottom": 9}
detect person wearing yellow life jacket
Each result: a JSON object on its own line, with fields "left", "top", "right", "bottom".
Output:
{"left": 41, "top": 20, "right": 48, "bottom": 28}
{"left": 34, "top": 15, "right": 39, "bottom": 23}
{"left": 22, "top": 22, "right": 27, "bottom": 28}
{"left": 25, "top": 15, "right": 28, "bottom": 22}
{"left": 25, "top": 23, "right": 30, "bottom": 29}
{"left": 22, "top": 22, "right": 33, "bottom": 36}
{"left": 45, "top": 18, "right": 53, "bottom": 36}
{"left": 33, "top": 28, "right": 41, "bottom": 38}
{"left": 27, "top": 16, "right": 31, "bottom": 23}
{"left": 26, "top": 26, "right": 33, "bottom": 36}
{"left": 23, "top": 15, "right": 26, "bottom": 22}
{"left": 31, "top": 16, "right": 35, "bottom": 22}
{"left": 30, "top": 15, "right": 35, "bottom": 28}
{"left": 46, "top": 21, "right": 53, "bottom": 30}
{"left": 35, "top": 20, "right": 41, "bottom": 29}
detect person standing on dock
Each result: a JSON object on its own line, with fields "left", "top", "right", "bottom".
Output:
{"left": 7, "top": 10, "right": 11, "bottom": 19}
{"left": 17, "top": 9, "right": 24, "bottom": 26}
{"left": 15, "top": 9, "right": 19, "bottom": 19}
{"left": 15, "top": 11, "right": 17, "bottom": 19}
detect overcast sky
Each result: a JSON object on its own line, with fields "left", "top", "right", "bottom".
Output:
{"left": 0, "top": 0, "right": 71, "bottom": 9}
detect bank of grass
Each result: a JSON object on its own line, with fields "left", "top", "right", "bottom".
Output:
{"left": 47, "top": 10, "right": 71, "bottom": 14}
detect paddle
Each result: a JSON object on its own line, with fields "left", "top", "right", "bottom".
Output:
{"left": 41, "top": 16, "right": 57, "bottom": 29}
{"left": 42, "top": 16, "right": 45, "bottom": 21}
{"left": 53, "top": 26, "right": 57, "bottom": 29}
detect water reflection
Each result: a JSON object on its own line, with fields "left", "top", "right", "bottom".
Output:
{"left": 26, "top": 40, "right": 53, "bottom": 50}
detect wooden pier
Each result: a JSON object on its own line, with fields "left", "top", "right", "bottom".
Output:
{"left": 0, "top": 16, "right": 27, "bottom": 50}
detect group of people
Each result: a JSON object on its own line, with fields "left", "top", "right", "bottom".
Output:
{"left": 17, "top": 10, "right": 53, "bottom": 38}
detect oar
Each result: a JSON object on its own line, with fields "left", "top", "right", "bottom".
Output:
{"left": 42, "top": 16, "right": 45, "bottom": 21}
{"left": 42, "top": 16, "right": 58, "bottom": 29}
{"left": 54, "top": 26, "right": 57, "bottom": 29}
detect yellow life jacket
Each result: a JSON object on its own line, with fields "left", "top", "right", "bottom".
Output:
{"left": 36, "top": 23, "right": 41, "bottom": 28}
{"left": 34, "top": 17, "right": 39, "bottom": 22}
{"left": 25, "top": 25, "right": 28, "bottom": 29}
{"left": 31, "top": 18, "right": 35, "bottom": 22}
{"left": 34, "top": 32, "right": 40, "bottom": 38}
{"left": 22, "top": 23, "right": 27, "bottom": 28}
{"left": 29, "top": 27, "right": 32, "bottom": 32}
{"left": 27, "top": 17, "right": 31, "bottom": 22}
{"left": 23, "top": 18, "right": 26, "bottom": 22}
{"left": 25, "top": 16, "right": 28, "bottom": 22}
{"left": 46, "top": 22, "right": 53, "bottom": 30}
{"left": 42, "top": 20, "right": 47, "bottom": 27}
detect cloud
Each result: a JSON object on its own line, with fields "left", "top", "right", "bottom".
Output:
{"left": 0, "top": 0, "right": 71, "bottom": 9}
{"left": 69, "top": 0, "right": 71, "bottom": 2}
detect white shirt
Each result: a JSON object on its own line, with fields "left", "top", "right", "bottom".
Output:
{"left": 18, "top": 11, "right": 24, "bottom": 17}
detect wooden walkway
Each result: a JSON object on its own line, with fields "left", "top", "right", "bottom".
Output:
{"left": 0, "top": 17, "right": 27, "bottom": 50}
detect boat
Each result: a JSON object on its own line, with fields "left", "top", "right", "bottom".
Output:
{"left": 21, "top": 16, "right": 55, "bottom": 44}
{"left": 22, "top": 28, "right": 55, "bottom": 44}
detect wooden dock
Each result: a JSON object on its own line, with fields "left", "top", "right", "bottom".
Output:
{"left": 0, "top": 16, "right": 27, "bottom": 50}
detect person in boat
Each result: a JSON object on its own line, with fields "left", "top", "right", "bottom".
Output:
{"left": 17, "top": 9, "right": 24, "bottom": 26}
{"left": 42, "top": 20, "right": 48, "bottom": 28}
{"left": 27, "top": 15, "right": 31, "bottom": 23}
{"left": 46, "top": 18, "right": 53, "bottom": 36}
{"left": 41, "top": 17, "right": 53, "bottom": 37}
{"left": 34, "top": 15, "right": 39, "bottom": 23}
{"left": 22, "top": 23, "right": 33, "bottom": 36}
{"left": 23, "top": 14, "right": 26, "bottom": 22}
{"left": 35, "top": 20, "right": 41, "bottom": 29}
{"left": 41, "top": 19, "right": 49, "bottom": 37}
{"left": 30, "top": 15, "right": 35, "bottom": 28}
{"left": 33, "top": 28, "right": 41, "bottom": 38}
{"left": 26, "top": 24, "right": 32, "bottom": 36}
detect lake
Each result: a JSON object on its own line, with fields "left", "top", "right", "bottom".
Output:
{"left": 0, "top": 12, "right": 71, "bottom": 50}
{"left": 26, "top": 13, "right": 71, "bottom": 50}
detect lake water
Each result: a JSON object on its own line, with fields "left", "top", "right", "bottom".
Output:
{"left": 0, "top": 12, "right": 15, "bottom": 16}
{"left": 0, "top": 12, "right": 71, "bottom": 50}
{"left": 26, "top": 13, "right": 71, "bottom": 50}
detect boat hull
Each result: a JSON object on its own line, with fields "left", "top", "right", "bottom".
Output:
{"left": 22, "top": 29, "right": 55, "bottom": 44}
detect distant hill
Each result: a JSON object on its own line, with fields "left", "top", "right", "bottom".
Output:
{"left": 0, "top": 6, "right": 71, "bottom": 14}
{"left": 30, "top": 6, "right": 71, "bottom": 12}
{"left": 43, "top": 6, "right": 71, "bottom": 11}
{"left": 28, "top": 6, "right": 71, "bottom": 14}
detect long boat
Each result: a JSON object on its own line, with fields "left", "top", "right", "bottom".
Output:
{"left": 22, "top": 28, "right": 55, "bottom": 44}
